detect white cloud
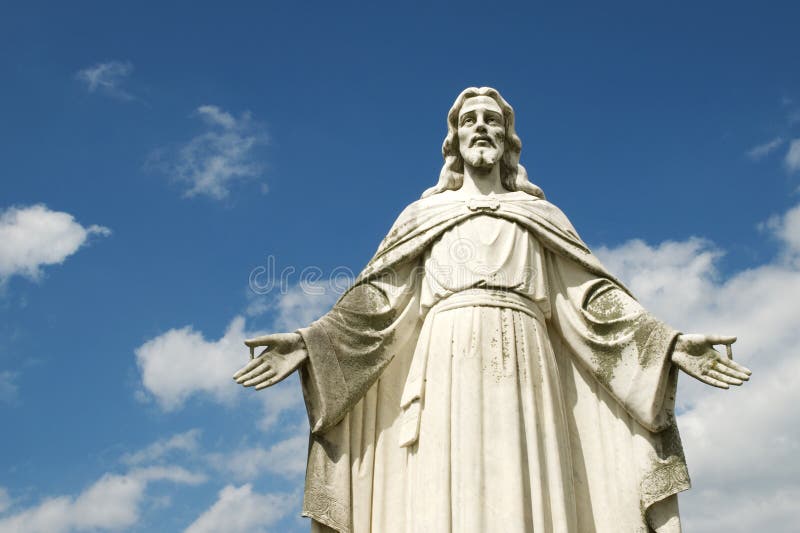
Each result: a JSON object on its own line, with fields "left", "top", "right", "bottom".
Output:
{"left": 0, "top": 467, "right": 204, "bottom": 533}
{"left": 595, "top": 202, "right": 800, "bottom": 532}
{"left": 183, "top": 484, "right": 296, "bottom": 533}
{"left": 0, "top": 372, "right": 18, "bottom": 405}
{"left": 760, "top": 202, "right": 800, "bottom": 258}
{"left": 247, "top": 280, "right": 341, "bottom": 330}
{"left": 121, "top": 429, "right": 202, "bottom": 466}
{"left": 135, "top": 317, "right": 249, "bottom": 411}
{"left": 679, "top": 487, "right": 800, "bottom": 532}
{"left": 785, "top": 138, "right": 800, "bottom": 172}
{"left": 152, "top": 105, "right": 268, "bottom": 200}
{"left": 746, "top": 136, "right": 784, "bottom": 160}
{"left": 196, "top": 105, "right": 237, "bottom": 129}
{"left": 0, "top": 205, "right": 110, "bottom": 284}
{"left": 75, "top": 61, "right": 134, "bottom": 100}
{"left": 271, "top": 282, "right": 341, "bottom": 331}
{"left": 209, "top": 434, "right": 307, "bottom": 481}
{"left": 137, "top": 281, "right": 336, "bottom": 428}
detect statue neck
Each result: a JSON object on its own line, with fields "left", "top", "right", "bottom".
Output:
{"left": 460, "top": 162, "right": 507, "bottom": 196}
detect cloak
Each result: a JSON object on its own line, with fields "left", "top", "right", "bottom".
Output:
{"left": 296, "top": 191, "right": 690, "bottom": 532}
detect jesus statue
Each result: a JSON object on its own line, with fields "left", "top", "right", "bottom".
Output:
{"left": 233, "top": 87, "right": 751, "bottom": 533}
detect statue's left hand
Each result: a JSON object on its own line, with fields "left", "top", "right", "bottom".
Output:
{"left": 671, "top": 334, "right": 751, "bottom": 388}
{"left": 233, "top": 332, "right": 307, "bottom": 390}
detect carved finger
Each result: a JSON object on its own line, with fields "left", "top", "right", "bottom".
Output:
{"left": 714, "top": 360, "right": 750, "bottom": 381}
{"left": 721, "top": 358, "right": 752, "bottom": 376}
{"left": 235, "top": 362, "right": 270, "bottom": 384}
{"left": 234, "top": 361, "right": 264, "bottom": 382}
{"left": 701, "top": 374, "right": 730, "bottom": 389}
{"left": 244, "top": 336, "right": 273, "bottom": 348}
{"left": 707, "top": 369, "right": 743, "bottom": 386}
{"left": 233, "top": 358, "right": 264, "bottom": 380}
{"left": 707, "top": 334, "right": 737, "bottom": 345}
{"left": 243, "top": 368, "right": 277, "bottom": 387}
{"left": 255, "top": 378, "right": 278, "bottom": 390}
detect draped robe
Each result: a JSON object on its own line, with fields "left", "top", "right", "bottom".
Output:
{"left": 296, "top": 191, "right": 690, "bottom": 533}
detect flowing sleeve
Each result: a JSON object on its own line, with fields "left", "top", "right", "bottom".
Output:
{"left": 297, "top": 260, "right": 422, "bottom": 435}
{"left": 545, "top": 250, "right": 681, "bottom": 432}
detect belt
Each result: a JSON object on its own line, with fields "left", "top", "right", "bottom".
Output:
{"left": 429, "top": 287, "right": 545, "bottom": 323}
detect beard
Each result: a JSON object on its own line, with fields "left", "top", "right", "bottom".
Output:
{"left": 461, "top": 145, "right": 502, "bottom": 169}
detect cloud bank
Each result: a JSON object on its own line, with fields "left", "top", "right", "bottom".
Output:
{"left": 595, "top": 202, "right": 800, "bottom": 532}
{"left": 0, "top": 467, "right": 204, "bottom": 533}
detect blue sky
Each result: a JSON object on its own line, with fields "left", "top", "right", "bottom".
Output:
{"left": 1, "top": 2, "right": 799, "bottom": 532}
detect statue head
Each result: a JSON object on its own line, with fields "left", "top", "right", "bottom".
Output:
{"left": 422, "top": 87, "right": 544, "bottom": 199}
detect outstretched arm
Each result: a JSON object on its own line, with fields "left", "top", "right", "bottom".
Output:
{"left": 671, "top": 334, "right": 751, "bottom": 389}
{"left": 233, "top": 333, "right": 308, "bottom": 390}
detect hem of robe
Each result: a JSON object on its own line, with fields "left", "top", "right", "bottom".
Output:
{"left": 301, "top": 423, "right": 354, "bottom": 533}
{"left": 305, "top": 514, "right": 346, "bottom": 533}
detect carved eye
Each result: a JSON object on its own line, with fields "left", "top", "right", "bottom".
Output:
{"left": 461, "top": 117, "right": 475, "bottom": 126}
{"left": 487, "top": 115, "right": 501, "bottom": 125}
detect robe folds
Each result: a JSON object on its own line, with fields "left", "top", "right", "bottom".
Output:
{"left": 296, "top": 191, "right": 690, "bottom": 533}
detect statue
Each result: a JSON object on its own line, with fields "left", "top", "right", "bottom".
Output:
{"left": 233, "top": 87, "right": 751, "bottom": 533}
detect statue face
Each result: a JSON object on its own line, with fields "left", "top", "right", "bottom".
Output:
{"left": 457, "top": 96, "right": 506, "bottom": 170}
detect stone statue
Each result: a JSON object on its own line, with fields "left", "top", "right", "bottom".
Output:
{"left": 233, "top": 87, "right": 751, "bottom": 533}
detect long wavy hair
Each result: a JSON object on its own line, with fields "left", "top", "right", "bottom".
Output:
{"left": 422, "top": 87, "right": 544, "bottom": 199}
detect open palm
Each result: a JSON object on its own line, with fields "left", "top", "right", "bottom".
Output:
{"left": 233, "top": 332, "right": 308, "bottom": 390}
{"left": 671, "top": 334, "right": 751, "bottom": 389}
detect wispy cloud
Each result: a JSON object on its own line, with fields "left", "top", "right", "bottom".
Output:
{"left": 0, "top": 205, "right": 110, "bottom": 285}
{"left": 149, "top": 106, "right": 269, "bottom": 200}
{"left": 183, "top": 484, "right": 297, "bottom": 533}
{"left": 595, "top": 200, "right": 800, "bottom": 532}
{"left": 75, "top": 61, "right": 135, "bottom": 101}
{"left": 208, "top": 434, "right": 307, "bottom": 481}
{"left": 746, "top": 137, "right": 784, "bottom": 160}
{"left": 246, "top": 280, "right": 340, "bottom": 329}
{"left": 121, "top": 429, "right": 202, "bottom": 466}
{"left": 784, "top": 138, "right": 800, "bottom": 172}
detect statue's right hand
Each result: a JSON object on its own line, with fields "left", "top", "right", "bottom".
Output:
{"left": 233, "top": 332, "right": 308, "bottom": 390}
